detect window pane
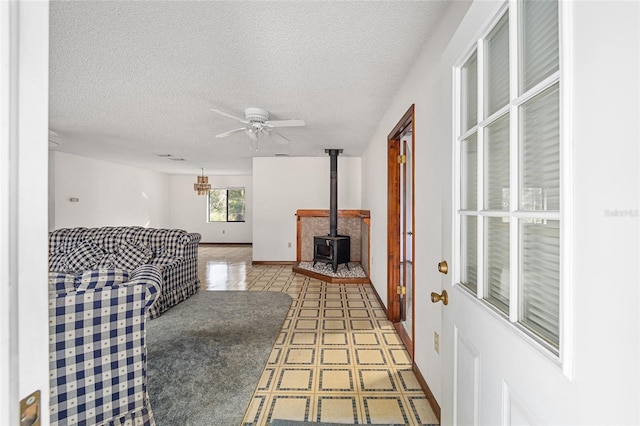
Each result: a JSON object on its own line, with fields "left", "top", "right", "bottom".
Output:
{"left": 485, "top": 217, "right": 510, "bottom": 314}
{"left": 522, "top": 0, "right": 559, "bottom": 92}
{"left": 208, "top": 189, "right": 227, "bottom": 222}
{"left": 461, "top": 133, "right": 478, "bottom": 210}
{"left": 461, "top": 51, "right": 478, "bottom": 132}
{"left": 227, "top": 188, "right": 246, "bottom": 221}
{"left": 461, "top": 216, "right": 478, "bottom": 294}
{"left": 520, "top": 219, "right": 560, "bottom": 349}
{"left": 486, "top": 13, "right": 510, "bottom": 115}
{"left": 485, "top": 114, "right": 510, "bottom": 210}
{"left": 521, "top": 83, "right": 560, "bottom": 211}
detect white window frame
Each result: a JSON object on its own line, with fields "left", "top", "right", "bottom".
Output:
{"left": 207, "top": 187, "right": 246, "bottom": 223}
{"left": 452, "top": 0, "right": 573, "bottom": 376}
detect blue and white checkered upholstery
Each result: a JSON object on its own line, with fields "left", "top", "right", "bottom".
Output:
{"left": 49, "top": 265, "right": 162, "bottom": 426}
{"left": 49, "top": 227, "right": 201, "bottom": 319}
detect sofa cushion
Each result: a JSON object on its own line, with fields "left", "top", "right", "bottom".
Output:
{"left": 49, "top": 229, "right": 69, "bottom": 255}
{"left": 64, "top": 241, "right": 105, "bottom": 272}
{"left": 86, "top": 227, "right": 122, "bottom": 254}
{"left": 161, "top": 229, "right": 186, "bottom": 256}
{"left": 49, "top": 253, "right": 68, "bottom": 272}
{"left": 75, "top": 268, "right": 130, "bottom": 291}
{"left": 96, "top": 253, "right": 117, "bottom": 268}
{"left": 111, "top": 242, "right": 153, "bottom": 270}
{"left": 48, "top": 271, "right": 76, "bottom": 294}
{"left": 147, "top": 229, "right": 168, "bottom": 256}
{"left": 61, "top": 227, "right": 88, "bottom": 254}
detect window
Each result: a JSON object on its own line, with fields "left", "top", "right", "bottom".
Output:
{"left": 455, "top": 0, "right": 561, "bottom": 354}
{"left": 208, "top": 188, "right": 246, "bottom": 222}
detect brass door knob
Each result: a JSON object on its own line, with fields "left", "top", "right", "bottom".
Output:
{"left": 437, "top": 260, "right": 448, "bottom": 274}
{"left": 431, "top": 290, "right": 448, "bottom": 305}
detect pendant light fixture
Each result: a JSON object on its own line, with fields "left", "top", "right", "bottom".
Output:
{"left": 194, "top": 168, "right": 211, "bottom": 195}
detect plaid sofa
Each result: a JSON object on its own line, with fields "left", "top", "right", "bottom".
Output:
{"left": 49, "top": 226, "right": 201, "bottom": 318}
{"left": 49, "top": 265, "right": 162, "bottom": 426}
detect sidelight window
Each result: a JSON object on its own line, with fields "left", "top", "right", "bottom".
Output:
{"left": 454, "top": 0, "right": 561, "bottom": 354}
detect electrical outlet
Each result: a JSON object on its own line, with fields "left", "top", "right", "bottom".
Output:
{"left": 434, "top": 331, "right": 440, "bottom": 354}
{"left": 288, "top": 242, "right": 292, "bottom": 248}
{"left": 222, "top": 230, "right": 225, "bottom": 234}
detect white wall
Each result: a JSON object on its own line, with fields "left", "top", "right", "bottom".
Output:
{"left": 566, "top": 1, "right": 639, "bottom": 422}
{"left": 51, "top": 151, "right": 170, "bottom": 229}
{"left": 169, "top": 174, "right": 252, "bottom": 243}
{"left": 360, "top": 0, "right": 471, "bottom": 404}
{"left": 253, "top": 156, "right": 361, "bottom": 262}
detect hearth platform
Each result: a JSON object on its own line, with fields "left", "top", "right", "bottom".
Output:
{"left": 292, "top": 261, "right": 370, "bottom": 284}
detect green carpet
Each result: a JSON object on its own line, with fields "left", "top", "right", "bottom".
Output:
{"left": 146, "top": 291, "right": 292, "bottom": 426}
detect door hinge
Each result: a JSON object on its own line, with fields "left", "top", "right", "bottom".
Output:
{"left": 397, "top": 286, "right": 406, "bottom": 296}
{"left": 397, "top": 154, "right": 406, "bottom": 164}
{"left": 20, "top": 390, "right": 40, "bottom": 426}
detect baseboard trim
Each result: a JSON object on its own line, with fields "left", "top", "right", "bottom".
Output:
{"left": 413, "top": 360, "right": 441, "bottom": 422}
{"left": 366, "top": 280, "right": 389, "bottom": 318}
{"left": 251, "top": 261, "right": 296, "bottom": 265}
{"left": 199, "top": 242, "right": 252, "bottom": 246}
{"left": 393, "top": 322, "right": 413, "bottom": 359}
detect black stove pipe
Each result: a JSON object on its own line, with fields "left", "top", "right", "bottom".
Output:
{"left": 325, "top": 149, "right": 342, "bottom": 237}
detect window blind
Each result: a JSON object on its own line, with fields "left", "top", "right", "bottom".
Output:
{"left": 486, "top": 217, "right": 510, "bottom": 314}
{"left": 520, "top": 220, "right": 560, "bottom": 348}
{"left": 486, "top": 114, "right": 510, "bottom": 210}
{"left": 486, "top": 13, "right": 510, "bottom": 116}
{"left": 521, "top": 84, "right": 560, "bottom": 212}
{"left": 462, "top": 216, "right": 478, "bottom": 294}
{"left": 522, "top": 0, "right": 559, "bottom": 92}
{"left": 461, "top": 134, "right": 478, "bottom": 210}
{"left": 462, "top": 52, "right": 478, "bottom": 132}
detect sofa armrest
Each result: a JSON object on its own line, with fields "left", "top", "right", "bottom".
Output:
{"left": 127, "top": 264, "right": 162, "bottom": 309}
{"left": 49, "top": 265, "right": 162, "bottom": 426}
{"left": 173, "top": 233, "right": 201, "bottom": 259}
{"left": 181, "top": 232, "right": 201, "bottom": 245}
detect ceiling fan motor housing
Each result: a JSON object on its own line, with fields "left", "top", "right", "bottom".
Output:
{"left": 245, "top": 107, "right": 269, "bottom": 123}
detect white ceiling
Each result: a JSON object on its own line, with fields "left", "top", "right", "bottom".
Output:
{"left": 49, "top": 1, "right": 450, "bottom": 175}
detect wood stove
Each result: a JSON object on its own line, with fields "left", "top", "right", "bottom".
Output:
{"left": 313, "top": 149, "right": 351, "bottom": 272}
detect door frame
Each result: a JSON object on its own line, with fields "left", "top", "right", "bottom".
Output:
{"left": 387, "top": 104, "right": 415, "bottom": 356}
{"left": 0, "top": 1, "right": 50, "bottom": 424}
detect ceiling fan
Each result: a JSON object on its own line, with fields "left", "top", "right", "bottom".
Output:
{"left": 210, "top": 107, "right": 305, "bottom": 146}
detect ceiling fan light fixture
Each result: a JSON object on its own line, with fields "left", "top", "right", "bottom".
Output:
{"left": 210, "top": 107, "right": 305, "bottom": 147}
{"left": 193, "top": 168, "right": 211, "bottom": 195}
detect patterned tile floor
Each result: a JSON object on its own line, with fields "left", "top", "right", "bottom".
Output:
{"left": 197, "top": 244, "right": 438, "bottom": 426}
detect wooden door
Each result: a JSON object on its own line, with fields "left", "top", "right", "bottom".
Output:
{"left": 387, "top": 105, "right": 415, "bottom": 356}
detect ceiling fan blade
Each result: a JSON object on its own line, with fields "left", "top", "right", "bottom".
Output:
{"left": 271, "top": 130, "right": 291, "bottom": 144}
{"left": 216, "top": 127, "right": 249, "bottom": 138}
{"left": 265, "top": 119, "right": 306, "bottom": 128}
{"left": 210, "top": 108, "right": 249, "bottom": 124}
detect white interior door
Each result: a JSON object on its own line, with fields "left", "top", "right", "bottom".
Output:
{"left": 439, "top": 1, "right": 639, "bottom": 425}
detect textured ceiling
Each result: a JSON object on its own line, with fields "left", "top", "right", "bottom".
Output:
{"left": 49, "top": 1, "right": 450, "bottom": 175}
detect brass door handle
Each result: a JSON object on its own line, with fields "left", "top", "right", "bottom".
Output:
{"left": 437, "top": 260, "right": 448, "bottom": 274}
{"left": 431, "top": 290, "right": 448, "bottom": 305}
